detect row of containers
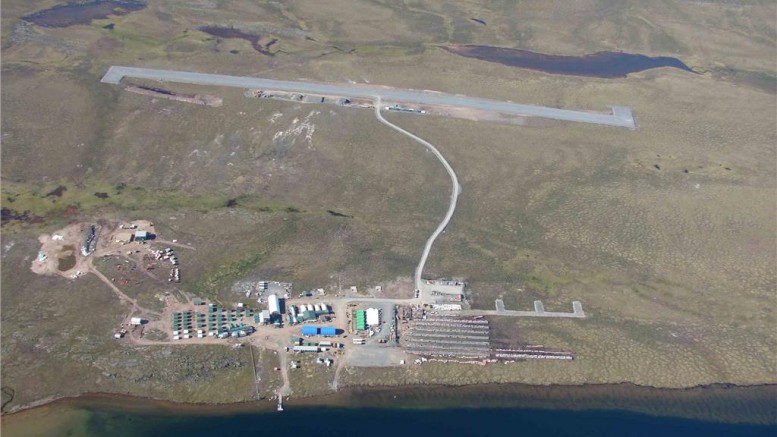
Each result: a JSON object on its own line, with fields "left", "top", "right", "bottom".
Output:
{"left": 174, "top": 308, "right": 257, "bottom": 331}
{"left": 301, "top": 325, "right": 338, "bottom": 336}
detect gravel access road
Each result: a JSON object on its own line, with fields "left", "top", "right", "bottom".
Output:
{"left": 102, "top": 66, "right": 635, "bottom": 128}
{"left": 374, "top": 97, "right": 461, "bottom": 294}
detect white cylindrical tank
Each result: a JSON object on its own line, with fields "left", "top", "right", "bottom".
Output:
{"left": 268, "top": 294, "right": 280, "bottom": 313}
{"left": 289, "top": 305, "right": 297, "bottom": 317}
{"left": 314, "top": 304, "right": 322, "bottom": 312}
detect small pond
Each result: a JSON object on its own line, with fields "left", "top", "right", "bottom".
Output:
{"left": 444, "top": 45, "right": 695, "bottom": 78}
{"left": 22, "top": 0, "right": 146, "bottom": 28}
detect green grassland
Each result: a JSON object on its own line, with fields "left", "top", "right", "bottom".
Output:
{"left": 2, "top": 0, "right": 775, "bottom": 409}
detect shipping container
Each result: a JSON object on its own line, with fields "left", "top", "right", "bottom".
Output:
{"left": 301, "top": 326, "right": 319, "bottom": 336}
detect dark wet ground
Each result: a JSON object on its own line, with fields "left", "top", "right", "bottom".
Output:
{"left": 22, "top": 0, "right": 146, "bottom": 28}
{"left": 0, "top": 208, "right": 44, "bottom": 225}
{"left": 327, "top": 210, "right": 351, "bottom": 218}
{"left": 444, "top": 45, "right": 696, "bottom": 78}
{"left": 46, "top": 185, "right": 67, "bottom": 197}
{"left": 57, "top": 246, "right": 77, "bottom": 271}
{"left": 199, "top": 26, "right": 277, "bottom": 56}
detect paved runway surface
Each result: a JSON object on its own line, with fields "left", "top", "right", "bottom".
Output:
{"left": 102, "top": 66, "right": 636, "bottom": 128}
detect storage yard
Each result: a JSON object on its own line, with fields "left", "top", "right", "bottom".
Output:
{"left": 403, "top": 315, "right": 492, "bottom": 359}
{"left": 399, "top": 312, "right": 574, "bottom": 362}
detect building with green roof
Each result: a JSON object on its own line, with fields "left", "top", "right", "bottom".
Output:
{"left": 355, "top": 309, "right": 366, "bottom": 331}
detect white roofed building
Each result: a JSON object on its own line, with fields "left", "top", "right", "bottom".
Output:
{"left": 268, "top": 294, "right": 280, "bottom": 314}
{"left": 366, "top": 308, "right": 380, "bottom": 326}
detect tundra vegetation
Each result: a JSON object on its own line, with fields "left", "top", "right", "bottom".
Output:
{"left": 1, "top": 0, "right": 774, "bottom": 410}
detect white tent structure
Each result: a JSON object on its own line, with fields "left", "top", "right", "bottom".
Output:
{"left": 268, "top": 294, "right": 280, "bottom": 314}
{"left": 366, "top": 308, "right": 380, "bottom": 326}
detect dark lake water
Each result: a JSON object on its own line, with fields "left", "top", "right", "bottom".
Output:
{"left": 444, "top": 45, "right": 696, "bottom": 78}
{"left": 22, "top": 0, "right": 146, "bottom": 28}
{"left": 199, "top": 26, "right": 278, "bottom": 56}
{"left": 4, "top": 403, "right": 775, "bottom": 437}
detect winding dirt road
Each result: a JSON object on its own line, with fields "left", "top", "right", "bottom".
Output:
{"left": 374, "top": 98, "right": 461, "bottom": 294}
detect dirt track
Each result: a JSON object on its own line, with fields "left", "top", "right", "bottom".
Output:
{"left": 374, "top": 97, "right": 461, "bottom": 296}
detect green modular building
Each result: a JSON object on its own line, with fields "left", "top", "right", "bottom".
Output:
{"left": 355, "top": 310, "right": 366, "bottom": 331}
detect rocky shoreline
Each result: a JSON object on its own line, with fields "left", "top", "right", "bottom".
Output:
{"left": 3, "top": 382, "right": 776, "bottom": 425}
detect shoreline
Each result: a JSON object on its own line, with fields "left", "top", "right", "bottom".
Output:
{"left": 3, "top": 382, "right": 775, "bottom": 425}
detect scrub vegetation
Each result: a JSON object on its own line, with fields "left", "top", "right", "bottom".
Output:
{"left": 1, "top": 0, "right": 774, "bottom": 410}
